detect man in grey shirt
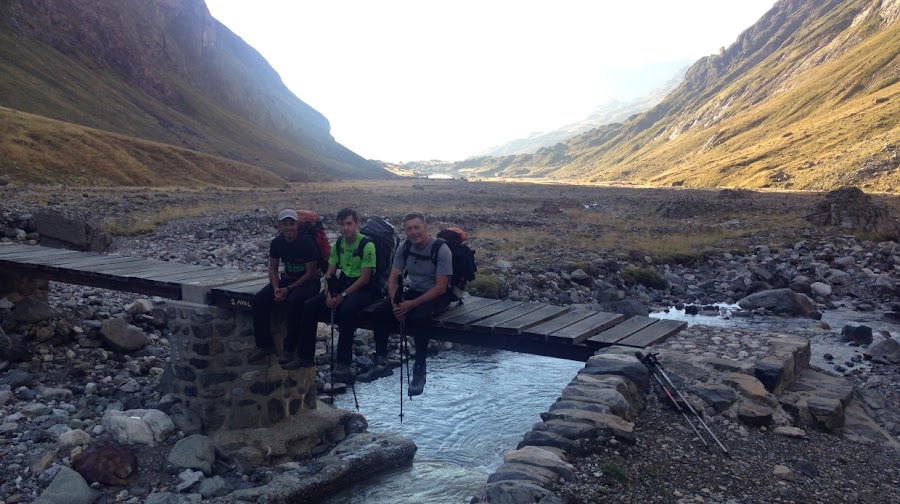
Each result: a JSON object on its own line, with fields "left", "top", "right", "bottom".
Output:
{"left": 372, "top": 212, "right": 452, "bottom": 396}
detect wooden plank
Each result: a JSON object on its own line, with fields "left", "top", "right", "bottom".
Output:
{"left": 615, "top": 319, "right": 687, "bottom": 348}
{"left": 470, "top": 303, "right": 552, "bottom": 333}
{"left": 438, "top": 300, "right": 523, "bottom": 330}
{"left": 521, "top": 310, "right": 596, "bottom": 340}
{"left": 216, "top": 281, "right": 268, "bottom": 294}
{"left": 0, "top": 247, "right": 79, "bottom": 261}
{"left": 434, "top": 296, "right": 504, "bottom": 321}
{"left": 547, "top": 312, "right": 625, "bottom": 345}
{"left": 178, "top": 271, "right": 265, "bottom": 286}
{"left": 0, "top": 244, "right": 49, "bottom": 257}
{"left": 2, "top": 250, "right": 97, "bottom": 265}
{"left": 44, "top": 255, "right": 143, "bottom": 268}
{"left": 495, "top": 305, "right": 571, "bottom": 335}
{"left": 94, "top": 261, "right": 210, "bottom": 276}
{"left": 586, "top": 316, "right": 658, "bottom": 349}
{"left": 208, "top": 277, "right": 269, "bottom": 292}
{"left": 139, "top": 268, "right": 230, "bottom": 282}
{"left": 118, "top": 265, "right": 221, "bottom": 281}
{"left": 0, "top": 244, "right": 36, "bottom": 255}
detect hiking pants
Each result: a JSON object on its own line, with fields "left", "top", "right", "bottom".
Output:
{"left": 251, "top": 279, "right": 320, "bottom": 351}
{"left": 296, "top": 289, "right": 374, "bottom": 364}
{"left": 371, "top": 290, "right": 450, "bottom": 367}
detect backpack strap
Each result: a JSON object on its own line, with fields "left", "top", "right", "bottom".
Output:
{"left": 335, "top": 237, "right": 343, "bottom": 259}
{"left": 354, "top": 236, "right": 372, "bottom": 258}
{"left": 429, "top": 238, "right": 447, "bottom": 265}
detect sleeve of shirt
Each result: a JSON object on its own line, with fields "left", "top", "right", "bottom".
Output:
{"left": 269, "top": 236, "right": 279, "bottom": 259}
{"left": 435, "top": 243, "right": 453, "bottom": 276}
{"left": 361, "top": 241, "right": 377, "bottom": 269}
{"left": 393, "top": 240, "right": 407, "bottom": 271}
{"left": 328, "top": 239, "right": 339, "bottom": 266}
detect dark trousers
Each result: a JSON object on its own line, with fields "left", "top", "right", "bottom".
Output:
{"left": 371, "top": 291, "right": 450, "bottom": 367}
{"left": 295, "top": 289, "right": 374, "bottom": 364}
{"left": 252, "top": 279, "right": 320, "bottom": 351}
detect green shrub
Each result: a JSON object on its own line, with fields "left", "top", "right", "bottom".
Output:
{"left": 467, "top": 273, "right": 503, "bottom": 299}
{"left": 601, "top": 461, "right": 625, "bottom": 482}
{"left": 620, "top": 267, "right": 668, "bottom": 290}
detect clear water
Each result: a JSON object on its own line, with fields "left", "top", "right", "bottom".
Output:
{"left": 323, "top": 305, "right": 894, "bottom": 502}
{"left": 325, "top": 348, "right": 584, "bottom": 503}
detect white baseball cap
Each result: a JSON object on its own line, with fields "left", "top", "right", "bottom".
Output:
{"left": 277, "top": 209, "right": 299, "bottom": 222}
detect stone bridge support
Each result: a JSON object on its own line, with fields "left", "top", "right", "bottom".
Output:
{"left": 161, "top": 301, "right": 317, "bottom": 432}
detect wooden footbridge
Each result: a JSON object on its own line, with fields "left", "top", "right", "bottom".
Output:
{"left": 0, "top": 243, "right": 686, "bottom": 361}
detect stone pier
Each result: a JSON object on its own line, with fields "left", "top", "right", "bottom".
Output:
{"left": 161, "top": 301, "right": 317, "bottom": 432}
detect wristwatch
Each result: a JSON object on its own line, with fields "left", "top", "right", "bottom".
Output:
{"left": 341, "top": 291, "right": 348, "bottom": 299}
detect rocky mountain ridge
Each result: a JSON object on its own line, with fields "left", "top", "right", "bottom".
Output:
{"left": 0, "top": 0, "right": 388, "bottom": 185}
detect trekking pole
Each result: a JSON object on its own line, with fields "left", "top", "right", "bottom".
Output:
{"left": 638, "top": 353, "right": 709, "bottom": 450}
{"left": 334, "top": 307, "right": 359, "bottom": 411}
{"left": 399, "top": 319, "right": 405, "bottom": 422}
{"left": 637, "top": 352, "right": 729, "bottom": 457}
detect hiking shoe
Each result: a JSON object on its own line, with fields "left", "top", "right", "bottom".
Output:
{"left": 278, "top": 351, "right": 296, "bottom": 365}
{"left": 408, "top": 363, "right": 426, "bottom": 397}
{"left": 281, "top": 356, "right": 315, "bottom": 370}
{"left": 248, "top": 346, "right": 275, "bottom": 363}
{"left": 331, "top": 363, "right": 354, "bottom": 383}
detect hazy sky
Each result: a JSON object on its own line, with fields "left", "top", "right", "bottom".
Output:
{"left": 205, "top": 1, "right": 775, "bottom": 162}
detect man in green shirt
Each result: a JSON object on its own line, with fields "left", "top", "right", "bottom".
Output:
{"left": 284, "top": 208, "right": 376, "bottom": 381}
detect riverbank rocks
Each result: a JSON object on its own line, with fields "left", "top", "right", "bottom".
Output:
{"left": 473, "top": 329, "right": 897, "bottom": 503}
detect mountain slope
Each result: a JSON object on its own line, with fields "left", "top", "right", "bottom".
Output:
{"left": 0, "top": 0, "right": 389, "bottom": 186}
{"left": 477, "top": 66, "right": 688, "bottom": 158}
{"left": 456, "top": 0, "right": 900, "bottom": 192}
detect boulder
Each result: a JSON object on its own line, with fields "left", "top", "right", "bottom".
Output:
{"left": 841, "top": 325, "right": 873, "bottom": 346}
{"left": 12, "top": 297, "right": 55, "bottom": 324}
{"left": 32, "top": 208, "right": 112, "bottom": 252}
{"left": 167, "top": 434, "right": 216, "bottom": 475}
{"left": 100, "top": 317, "right": 148, "bottom": 352}
{"left": 865, "top": 337, "right": 900, "bottom": 364}
{"left": 805, "top": 186, "right": 900, "bottom": 240}
{"left": 101, "top": 409, "right": 175, "bottom": 446}
{"left": 72, "top": 439, "right": 138, "bottom": 485}
{"left": 35, "top": 466, "right": 97, "bottom": 504}
{"left": 737, "top": 288, "right": 817, "bottom": 316}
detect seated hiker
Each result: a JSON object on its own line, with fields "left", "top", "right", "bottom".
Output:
{"left": 284, "top": 208, "right": 377, "bottom": 380}
{"left": 250, "top": 209, "right": 321, "bottom": 362}
{"left": 371, "top": 212, "right": 452, "bottom": 396}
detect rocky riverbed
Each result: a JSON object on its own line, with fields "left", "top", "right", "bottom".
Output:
{"left": 2, "top": 181, "right": 900, "bottom": 503}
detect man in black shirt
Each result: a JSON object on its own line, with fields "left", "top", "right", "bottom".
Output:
{"left": 250, "top": 209, "right": 321, "bottom": 362}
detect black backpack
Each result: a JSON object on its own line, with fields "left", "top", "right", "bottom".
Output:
{"left": 336, "top": 217, "right": 396, "bottom": 297}
{"left": 402, "top": 227, "right": 477, "bottom": 303}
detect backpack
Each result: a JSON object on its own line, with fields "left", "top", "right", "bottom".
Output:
{"left": 336, "top": 216, "right": 396, "bottom": 297}
{"left": 295, "top": 210, "right": 331, "bottom": 272}
{"left": 402, "top": 226, "right": 477, "bottom": 303}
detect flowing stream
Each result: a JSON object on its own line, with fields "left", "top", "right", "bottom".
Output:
{"left": 324, "top": 307, "right": 889, "bottom": 502}
{"left": 325, "top": 348, "right": 583, "bottom": 503}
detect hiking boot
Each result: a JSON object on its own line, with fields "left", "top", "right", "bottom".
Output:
{"left": 281, "top": 356, "right": 315, "bottom": 370}
{"left": 408, "top": 363, "right": 426, "bottom": 397}
{"left": 248, "top": 346, "right": 275, "bottom": 363}
{"left": 278, "top": 351, "right": 296, "bottom": 366}
{"left": 331, "top": 363, "right": 354, "bottom": 383}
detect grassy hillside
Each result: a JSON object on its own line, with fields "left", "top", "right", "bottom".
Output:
{"left": 453, "top": 0, "right": 900, "bottom": 192}
{"left": 0, "top": 0, "right": 389, "bottom": 186}
{"left": 0, "top": 107, "right": 284, "bottom": 187}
